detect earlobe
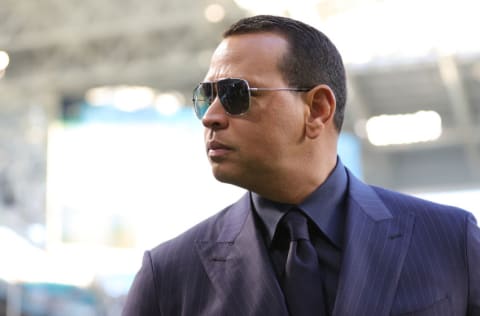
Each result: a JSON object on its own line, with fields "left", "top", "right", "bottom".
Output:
{"left": 305, "top": 84, "right": 336, "bottom": 138}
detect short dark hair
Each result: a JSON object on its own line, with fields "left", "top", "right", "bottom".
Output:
{"left": 223, "top": 15, "right": 347, "bottom": 132}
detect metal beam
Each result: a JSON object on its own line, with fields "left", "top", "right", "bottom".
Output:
{"left": 345, "top": 72, "right": 370, "bottom": 137}
{"left": 437, "top": 54, "right": 480, "bottom": 178}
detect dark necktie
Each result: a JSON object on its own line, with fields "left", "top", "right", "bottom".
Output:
{"left": 281, "top": 210, "right": 327, "bottom": 316}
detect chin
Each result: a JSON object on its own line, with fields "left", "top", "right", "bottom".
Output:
{"left": 211, "top": 165, "right": 244, "bottom": 187}
{"left": 212, "top": 170, "right": 236, "bottom": 185}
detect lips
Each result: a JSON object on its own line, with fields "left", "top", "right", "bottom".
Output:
{"left": 207, "top": 140, "right": 233, "bottom": 158}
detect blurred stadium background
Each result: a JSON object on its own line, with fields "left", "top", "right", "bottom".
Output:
{"left": 1, "top": 0, "right": 479, "bottom": 315}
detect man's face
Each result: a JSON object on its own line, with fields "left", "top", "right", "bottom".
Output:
{"left": 202, "top": 32, "right": 308, "bottom": 191}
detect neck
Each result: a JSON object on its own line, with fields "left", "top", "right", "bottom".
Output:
{"left": 249, "top": 154, "right": 338, "bottom": 204}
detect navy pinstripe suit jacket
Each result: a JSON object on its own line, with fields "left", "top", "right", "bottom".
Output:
{"left": 122, "top": 169, "right": 480, "bottom": 315}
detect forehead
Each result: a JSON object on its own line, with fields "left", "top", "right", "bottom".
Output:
{"left": 205, "top": 32, "right": 289, "bottom": 83}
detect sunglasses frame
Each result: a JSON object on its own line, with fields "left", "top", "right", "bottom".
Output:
{"left": 192, "top": 78, "right": 311, "bottom": 119}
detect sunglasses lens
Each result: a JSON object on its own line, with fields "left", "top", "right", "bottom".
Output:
{"left": 193, "top": 83, "right": 214, "bottom": 119}
{"left": 218, "top": 79, "right": 250, "bottom": 115}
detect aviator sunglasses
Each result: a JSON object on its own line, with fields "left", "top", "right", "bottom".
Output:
{"left": 192, "top": 78, "right": 311, "bottom": 119}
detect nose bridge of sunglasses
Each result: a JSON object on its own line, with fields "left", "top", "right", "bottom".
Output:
{"left": 206, "top": 82, "right": 230, "bottom": 116}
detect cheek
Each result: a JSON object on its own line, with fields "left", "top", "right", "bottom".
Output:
{"left": 270, "top": 105, "right": 306, "bottom": 143}
{"left": 237, "top": 95, "right": 305, "bottom": 157}
{"left": 241, "top": 120, "right": 296, "bottom": 158}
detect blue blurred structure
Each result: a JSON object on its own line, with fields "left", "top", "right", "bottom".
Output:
{"left": 1, "top": 280, "right": 106, "bottom": 316}
{"left": 20, "top": 283, "right": 103, "bottom": 316}
{"left": 338, "top": 132, "right": 363, "bottom": 179}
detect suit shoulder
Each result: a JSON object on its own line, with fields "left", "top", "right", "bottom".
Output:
{"left": 147, "top": 198, "right": 245, "bottom": 265}
{"left": 371, "top": 185, "right": 473, "bottom": 223}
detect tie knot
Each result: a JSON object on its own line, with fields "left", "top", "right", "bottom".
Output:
{"left": 282, "top": 210, "right": 310, "bottom": 241}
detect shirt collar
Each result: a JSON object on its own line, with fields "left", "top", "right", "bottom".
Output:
{"left": 251, "top": 157, "right": 348, "bottom": 249}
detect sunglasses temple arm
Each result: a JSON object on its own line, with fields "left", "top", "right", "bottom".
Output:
{"left": 249, "top": 87, "right": 310, "bottom": 92}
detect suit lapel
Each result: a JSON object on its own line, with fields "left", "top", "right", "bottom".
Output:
{"left": 333, "top": 171, "right": 415, "bottom": 316}
{"left": 195, "top": 193, "right": 288, "bottom": 316}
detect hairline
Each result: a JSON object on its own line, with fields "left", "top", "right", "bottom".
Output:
{"left": 222, "top": 30, "right": 295, "bottom": 86}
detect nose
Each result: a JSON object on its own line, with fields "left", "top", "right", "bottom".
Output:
{"left": 202, "top": 97, "right": 229, "bottom": 130}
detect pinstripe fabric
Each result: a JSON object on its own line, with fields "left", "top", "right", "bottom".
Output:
{"left": 122, "top": 169, "right": 480, "bottom": 316}
{"left": 333, "top": 176, "right": 415, "bottom": 316}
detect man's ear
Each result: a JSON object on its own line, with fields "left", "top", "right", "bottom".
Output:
{"left": 304, "top": 84, "right": 336, "bottom": 138}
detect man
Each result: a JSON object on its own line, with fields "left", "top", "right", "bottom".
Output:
{"left": 122, "top": 15, "right": 480, "bottom": 315}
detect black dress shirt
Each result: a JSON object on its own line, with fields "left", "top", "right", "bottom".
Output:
{"left": 251, "top": 158, "right": 349, "bottom": 314}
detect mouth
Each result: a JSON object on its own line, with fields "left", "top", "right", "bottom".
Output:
{"left": 206, "top": 140, "right": 233, "bottom": 158}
